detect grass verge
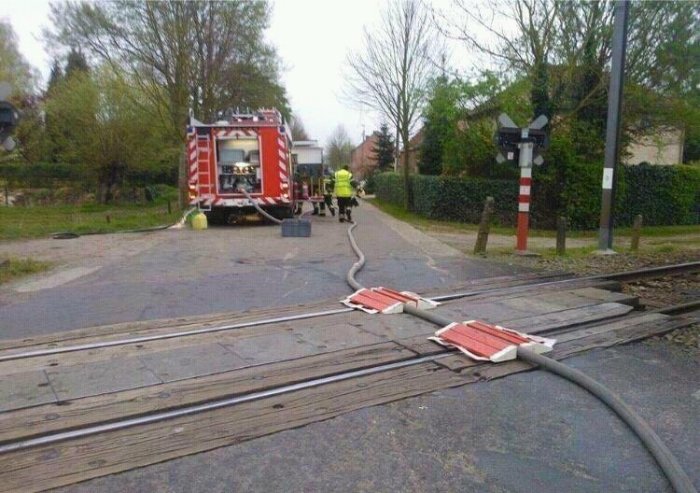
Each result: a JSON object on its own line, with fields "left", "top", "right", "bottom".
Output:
{"left": 0, "top": 203, "right": 182, "bottom": 241}
{"left": 366, "top": 198, "right": 519, "bottom": 236}
{"left": 0, "top": 258, "right": 52, "bottom": 284}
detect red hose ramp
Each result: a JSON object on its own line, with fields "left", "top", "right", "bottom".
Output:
{"left": 430, "top": 320, "right": 556, "bottom": 362}
{"left": 342, "top": 287, "right": 439, "bottom": 314}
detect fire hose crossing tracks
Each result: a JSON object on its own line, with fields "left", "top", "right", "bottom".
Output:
{"left": 341, "top": 286, "right": 439, "bottom": 314}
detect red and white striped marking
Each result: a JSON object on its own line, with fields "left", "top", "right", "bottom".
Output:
{"left": 209, "top": 197, "right": 290, "bottom": 207}
{"left": 187, "top": 134, "right": 197, "bottom": 182}
{"left": 277, "top": 134, "right": 289, "bottom": 183}
{"left": 516, "top": 167, "right": 532, "bottom": 251}
{"left": 215, "top": 128, "right": 255, "bottom": 138}
{"left": 518, "top": 167, "right": 532, "bottom": 213}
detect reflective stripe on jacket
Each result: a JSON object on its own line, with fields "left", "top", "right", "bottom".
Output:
{"left": 323, "top": 177, "right": 334, "bottom": 194}
{"left": 334, "top": 169, "right": 353, "bottom": 197}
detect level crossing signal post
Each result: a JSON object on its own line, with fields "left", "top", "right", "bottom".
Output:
{"left": 495, "top": 113, "right": 548, "bottom": 254}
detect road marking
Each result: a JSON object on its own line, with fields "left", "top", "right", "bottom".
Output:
{"left": 15, "top": 266, "right": 102, "bottom": 293}
{"left": 283, "top": 250, "right": 298, "bottom": 262}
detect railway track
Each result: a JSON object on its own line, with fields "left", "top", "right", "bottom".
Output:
{"left": 2, "top": 261, "right": 697, "bottom": 364}
{"left": 0, "top": 263, "right": 697, "bottom": 492}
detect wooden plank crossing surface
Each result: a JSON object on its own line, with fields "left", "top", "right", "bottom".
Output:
{"left": 0, "top": 311, "right": 693, "bottom": 493}
{"left": 1, "top": 278, "right": 691, "bottom": 493}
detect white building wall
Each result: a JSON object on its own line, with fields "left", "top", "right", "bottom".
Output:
{"left": 624, "top": 129, "right": 684, "bottom": 165}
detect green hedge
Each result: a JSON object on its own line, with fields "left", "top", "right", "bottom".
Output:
{"left": 374, "top": 173, "right": 518, "bottom": 225}
{"left": 373, "top": 173, "right": 406, "bottom": 208}
{"left": 0, "top": 162, "right": 85, "bottom": 187}
{"left": 412, "top": 175, "right": 518, "bottom": 224}
{"left": 619, "top": 164, "right": 700, "bottom": 226}
{"left": 374, "top": 165, "right": 700, "bottom": 229}
{"left": 0, "top": 162, "right": 178, "bottom": 189}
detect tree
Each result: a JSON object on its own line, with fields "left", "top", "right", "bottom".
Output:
{"left": 420, "top": 72, "right": 527, "bottom": 177}
{"left": 372, "top": 123, "right": 395, "bottom": 172}
{"left": 65, "top": 48, "right": 89, "bottom": 77}
{"left": 47, "top": 59, "right": 64, "bottom": 94}
{"left": 44, "top": 68, "right": 177, "bottom": 202}
{"left": 440, "top": 0, "right": 699, "bottom": 137}
{"left": 420, "top": 76, "right": 458, "bottom": 175}
{"left": 437, "top": 0, "right": 700, "bottom": 220}
{"left": 14, "top": 96, "right": 50, "bottom": 164}
{"left": 48, "top": 1, "right": 288, "bottom": 137}
{"left": 325, "top": 124, "right": 353, "bottom": 169}
{"left": 0, "top": 20, "right": 38, "bottom": 98}
{"left": 346, "top": 0, "right": 437, "bottom": 209}
{"left": 47, "top": 1, "right": 289, "bottom": 206}
{"left": 0, "top": 20, "right": 42, "bottom": 163}
{"left": 289, "top": 115, "right": 310, "bottom": 141}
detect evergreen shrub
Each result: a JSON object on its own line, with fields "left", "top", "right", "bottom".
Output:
{"left": 374, "top": 165, "right": 699, "bottom": 229}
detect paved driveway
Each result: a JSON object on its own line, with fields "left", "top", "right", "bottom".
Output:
{"left": 0, "top": 202, "right": 526, "bottom": 338}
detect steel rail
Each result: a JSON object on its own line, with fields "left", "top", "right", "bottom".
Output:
{"left": 433, "top": 261, "right": 700, "bottom": 302}
{"left": 346, "top": 223, "right": 698, "bottom": 493}
{"left": 0, "top": 308, "right": 353, "bottom": 362}
{"left": 0, "top": 352, "right": 446, "bottom": 454}
{"left": 0, "top": 278, "right": 573, "bottom": 362}
{"left": 0, "top": 277, "right": 566, "bottom": 362}
{"left": 2, "top": 296, "right": 696, "bottom": 456}
{"left": 655, "top": 300, "right": 700, "bottom": 316}
{"left": 2, "top": 261, "right": 697, "bottom": 363}
{"left": 600, "top": 261, "right": 700, "bottom": 283}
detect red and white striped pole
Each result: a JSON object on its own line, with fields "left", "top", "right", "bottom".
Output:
{"left": 516, "top": 142, "right": 534, "bottom": 253}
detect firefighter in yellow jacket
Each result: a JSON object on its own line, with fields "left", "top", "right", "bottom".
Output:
{"left": 333, "top": 165, "right": 357, "bottom": 223}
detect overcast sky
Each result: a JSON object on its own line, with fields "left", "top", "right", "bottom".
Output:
{"left": 1, "top": 0, "right": 470, "bottom": 148}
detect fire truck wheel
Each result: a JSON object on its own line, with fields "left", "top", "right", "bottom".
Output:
{"left": 204, "top": 209, "right": 226, "bottom": 225}
{"left": 269, "top": 206, "right": 294, "bottom": 220}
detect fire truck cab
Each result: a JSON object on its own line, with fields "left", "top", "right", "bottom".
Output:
{"left": 187, "top": 109, "right": 295, "bottom": 223}
{"left": 291, "top": 140, "right": 329, "bottom": 206}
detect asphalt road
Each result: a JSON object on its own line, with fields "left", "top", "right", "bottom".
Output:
{"left": 0, "top": 201, "right": 526, "bottom": 339}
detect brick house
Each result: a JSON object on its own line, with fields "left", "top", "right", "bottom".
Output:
{"left": 350, "top": 132, "right": 380, "bottom": 178}
{"left": 397, "top": 128, "right": 424, "bottom": 174}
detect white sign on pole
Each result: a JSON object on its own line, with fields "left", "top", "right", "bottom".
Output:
{"left": 2, "top": 137, "right": 15, "bottom": 151}
{"left": 602, "top": 168, "right": 614, "bottom": 190}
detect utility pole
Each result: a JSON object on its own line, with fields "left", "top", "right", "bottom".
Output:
{"left": 597, "top": 0, "right": 630, "bottom": 253}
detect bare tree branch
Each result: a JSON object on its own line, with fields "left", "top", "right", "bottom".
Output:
{"left": 345, "top": 0, "right": 437, "bottom": 208}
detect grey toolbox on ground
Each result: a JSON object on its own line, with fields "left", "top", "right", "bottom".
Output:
{"left": 281, "top": 218, "right": 311, "bottom": 237}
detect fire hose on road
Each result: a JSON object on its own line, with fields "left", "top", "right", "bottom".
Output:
{"left": 343, "top": 218, "right": 696, "bottom": 493}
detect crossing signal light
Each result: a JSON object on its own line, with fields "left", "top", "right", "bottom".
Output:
{"left": 0, "top": 82, "right": 18, "bottom": 151}
{"left": 494, "top": 113, "right": 548, "bottom": 165}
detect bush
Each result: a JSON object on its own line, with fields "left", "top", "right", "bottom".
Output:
{"left": 619, "top": 164, "right": 700, "bottom": 226}
{"left": 374, "top": 165, "right": 700, "bottom": 229}
{"left": 413, "top": 175, "right": 518, "bottom": 224}
{"left": 0, "top": 161, "right": 179, "bottom": 206}
{"left": 554, "top": 160, "right": 628, "bottom": 230}
{"left": 375, "top": 172, "right": 518, "bottom": 225}
{"left": 373, "top": 172, "right": 406, "bottom": 207}
{"left": 0, "top": 162, "right": 86, "bottom": 188}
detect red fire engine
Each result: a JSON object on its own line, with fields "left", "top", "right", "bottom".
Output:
{"left": 186, "top": 109, "right": 295, "bottom": 222}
